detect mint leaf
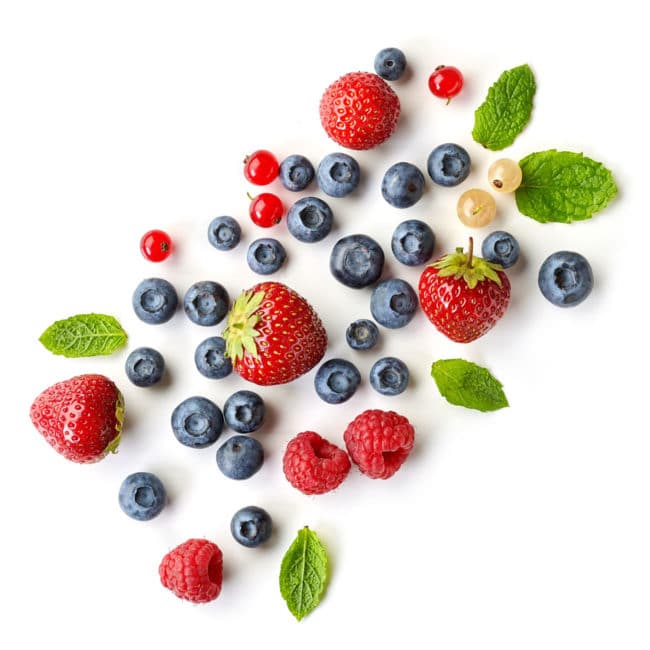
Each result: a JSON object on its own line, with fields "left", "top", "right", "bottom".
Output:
{"left": 39, "top": 314, "right": 128, "bottom": 357}
{"left": 279, "top": 526, "right": 328, "bottom": 621}
{"left": 472, "top": 64, "right": 536, "bottom": 150}
{"left": 515, "top": 150, "right": 617, "bottom": 223}
{"left": 431, "top": 359, "right": 508, "bottom": 412}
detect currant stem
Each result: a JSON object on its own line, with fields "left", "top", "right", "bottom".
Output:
{"left": 467, "top": 237, "right": 474, "bottom": 267}
{"left": 246, "top": 192, "right": 254, "bottom": 201}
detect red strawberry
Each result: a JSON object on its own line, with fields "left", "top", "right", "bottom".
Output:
{"left": 29, "top": 374, "right": 124, "bottom": 463}
{"left": 223, "top": 281, "right": 327, "bottom": 385}
{"left": 319, "top": 71, "right": 400, "bottom": 150}
{"left": 419, "top": 238, "right": 511, "bottom": 343}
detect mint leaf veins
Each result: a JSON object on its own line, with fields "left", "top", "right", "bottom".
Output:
{"left": 39, "top": 313, "right": 128, "bottom": 357}
{"left": 472, "top": 63, "right": 536, "bottom": 151}
{"left": 431, "top": 359, "right": 508, "bottom": 412}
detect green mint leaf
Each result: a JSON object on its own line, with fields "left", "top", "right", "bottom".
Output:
{"left": 515, "top": 150, "right": 617, "bottom": 223}
{"left": 472, "top": 64, "right": 536, "bottom": 150}
{"left": 39, "top": 313, "right": 128, "bottom": 357}
{"left": 431, "top": 359, "right": 508, "bottom": 412}
{"left": 279, "top": 526, "right": 328, "bottom": 621}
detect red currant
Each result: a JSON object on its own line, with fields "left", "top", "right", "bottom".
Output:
{"left": 244, "top": 150, "right": 280, "bottom": 185}
{"left": 428, "top": 65, "right": 464, "bottom": 101}
{"left": 140, "top": 229, "right": 173, "bottom": 262}
{"left": 249, "top": 192, "right": 284, "bottom": 227}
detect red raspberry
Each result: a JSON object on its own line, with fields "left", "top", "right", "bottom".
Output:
{"left": 319, "top": 72, "right": 400, "bottom": 150}
{"left": 343, "top": 409, "right": 415, "bottom": 479}
{"left": 283, "top": 431, "right": 351, "bottom": 495}
{"left": 159, "top": 538, "right": 223, "bottom": 603}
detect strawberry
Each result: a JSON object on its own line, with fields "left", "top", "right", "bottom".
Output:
{"left": 223, "top": 281, "right": 327, "bottom": 385}
{"left": 319, "top": 71, "right": 400, "bottom": 150}
{"left": 30, "top": 374, "right": 124, "bottom": 463}
{"left": 419, "top": 238, "right": 511, "bottom": 343}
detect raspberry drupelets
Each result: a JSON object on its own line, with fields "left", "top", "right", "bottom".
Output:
{"left": 283, "top": 431, "right": 351, "bottom": 495}
{"left": 343, "top": 410, "right": 415, "bottom": 479}
{"left": 159, "top": 539, "right": 223, "bottom": 603}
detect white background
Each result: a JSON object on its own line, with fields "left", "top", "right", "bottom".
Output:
{"left": 1, "top": 1, "right": 646, "bottom": 648}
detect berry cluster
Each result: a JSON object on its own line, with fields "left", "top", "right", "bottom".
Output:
{"left": 29, "top": 45, "right": 600, "bottom": 613}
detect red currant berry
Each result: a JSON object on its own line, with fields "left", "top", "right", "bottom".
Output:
{"left": 249, "top": 192, "right": 284, "bottom": 228}
{"left": 140, "top": 229, "right": 173, "bottom": 262}
{"left": 244, "top": 150, "right": 280, "bottom": 185}
{"left": 428, "top": 65, "right": 464, "bottom": 101}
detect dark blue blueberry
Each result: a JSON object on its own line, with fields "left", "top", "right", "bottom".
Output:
{"left": 391, "top": 219, "right": 435, "bottom": 266}
{"left": 183, "top": 281, "right": 229, "bottom": 326}
{"left": 125, "top": 346, "right": 165, "bottom": 387}
{"left": 345, "top": 319, "right": 379, "bottom": 350}
{"left": 381, "top": 162, "right": 425, "bottom": 208}
{"left": 329, "top": 234, "right": 384, "bottom": 288}
{"left": 369, "top": 357, "right": 410, "bottom": 396}
{"left": 194, "top": 336, "right": 232, "bottom": 379}
{"left": 538, "top": 251, "right": 594, "bottom": 307}
{"left": 287, "top": 197, "right": 333, "bottom": 243}
{"left": 374, "top": 47, "right": 407, "bottom": 81}
{"left": 208, "top": 216, "right": 241, "bottom": 251}
{"left": 132, "top": 278, "right": 178, "bottom": 325}
{"left": 230, "top": 506, "right": 273, "bottom": 547}
{"left": 370, "top": 278, "right": 418, "bottom": 328}
{"left": 314, "top": 358, "right": 361, "bottom": 404}
{"left": 427, "top": 143, "right": 471, "bottom": 187}
{"left": 481, "top": 231, "right": 520, "bottom": 269}
{"left": 317, "top": 152, "right": 361, "bottom": 198}
{"left": 171, "top": 396, "right": 224, "bottom": 448}
{"left": 247, "top": 238, "right": 286, "bottom": 275}
{"left": 224, "top": 390, "right": 265, "bottom": 434}
{"left": 216, "top": 435, "right": 264, "bottom": 480}
{"left": 279, "top": 154, "right": 315, "bottom": 192}
{"left": 118, "top": 472, "right": 167, "bottom": 521}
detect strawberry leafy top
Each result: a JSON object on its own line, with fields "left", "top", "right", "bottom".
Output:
{"left": 223, "top": 289, "right": 266, "bottom": 362}
{"left": 432, "top": 238, "right": 503, "bottom": 289}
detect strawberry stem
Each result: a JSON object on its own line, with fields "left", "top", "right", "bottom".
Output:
{"left": 467, "top": 237, "right": 474, "bottom": 268}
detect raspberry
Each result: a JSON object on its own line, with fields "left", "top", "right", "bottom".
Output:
{"left": 343, "top": 409, "right": 415, "bottom": 479}
{"left": 159, "top": 538, "right": 223, "bottom": 603}
{"left": 319, "top": 72, "right": 400, "bottom": 150}
{"left": 283, "top": 431, "right": 351, "bottom": 495}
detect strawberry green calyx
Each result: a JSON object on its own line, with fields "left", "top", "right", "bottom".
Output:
{"left": 432, "top": 237, "right": 504, "bottom": 289}
{"left": 105, "top": 390, "right": 125, "bottom": 455}
{"left": 223, "top": 289, "right": 265, "bottom": 362}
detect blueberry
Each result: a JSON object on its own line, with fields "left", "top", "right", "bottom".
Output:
{"left": 538, "top": 251, "right": 594, "bottom": 307}
{"left": 391, "top": 219, "right": 435, "bottom": 266}
{"left": 317, "top": 152, "right": 361, "bottom": 198}
{"left": 194, "top": 336, "right": 232, "bottom": 379}
{"left": 230, "top": 506, "right": 273, "bottom": 547}
{"left": 381, "top": 162, "right": 425, "bottom": 208}
{"left": 125, "top": 346, "right": 165, "bottom": 387}
{"left": 208, "top": 216, "right": 241, "bottom": 251}
{"left": 482, "top": 231, "right": 520, "bottom": 269}
{"left": 427, "top": 143, "right": 471, "bottom": 187}
{"left": 287, "top": 197, "right": 333, "bottom": 243}
{"left": 374, "top": 47, "right": 407, "bottom": 81}
{"left": 330, "top": 234, "right": 384, "bottom": 289}
{"left": 370, "top": 278, "right": 418, "bottom": 328}
{"left": 346, "top": 319, "right": 379, "bottom": 350}
{"left": 279, "top": 154, "right": 315, "bottom": 192}
{"left": 132, "top": 278, "right": 178, "bottom": 325}
{"left": 118, "top": 472, "right": 167, "bottom": 521}
{"left": 216, "top": 435, "right": 264, "bottom": 480}
{"left": 183, "top": 281, "right": 229, "bottom": 326}
{"left": 314, "top": 358, "right": 361, "bottom": 404}
{"left": 224, "top": 390, "right": 265, "bottom": 434}
{"left": 247, "top": 238, "right": 286, "bottom": 275}
{"left": 171, "top": 396, "right": 224, "bottom": 448}
{"left": 369, "top": 357, "right": 409, "bottom": 396}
